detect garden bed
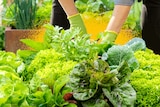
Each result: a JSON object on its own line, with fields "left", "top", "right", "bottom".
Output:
{"left": 0, "top": 25, "right": 159, "bottom": 106}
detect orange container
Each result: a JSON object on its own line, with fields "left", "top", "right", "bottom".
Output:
{"left": 5, "top": 28, "right": 45, "bottom": 53}
{"left": 81, "top": 12, "right": 134, "bottom": 45}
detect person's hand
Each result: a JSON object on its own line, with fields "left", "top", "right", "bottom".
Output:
{"left": 68, "top": 14, "right": 87, "bottom": 34}
{"left": 100, "top": 31, "right": 118, "bottom": 44}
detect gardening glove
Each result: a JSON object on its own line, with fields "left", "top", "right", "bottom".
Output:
{"left": 101, "top": 30, "right": 118, "bottom": 44}
{"left": 68, "top": 13, "right": 87, "bottom": 34}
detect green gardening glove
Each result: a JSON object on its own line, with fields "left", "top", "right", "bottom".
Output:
{"left": 101, "top": 31, "right": 118, "bottom": 44}
{"left": 68, "top": 14, "right": 87, "bottom": 34}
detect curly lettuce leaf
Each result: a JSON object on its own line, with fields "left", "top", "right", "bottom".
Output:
{"left": 0, "top": 51, "right": 23, "bottom": 72}
{"left": 27, "top": 49, "right": 77, "bottom": 89}
{"left": 0, "top": 70, "right": 29, "bottom": 106}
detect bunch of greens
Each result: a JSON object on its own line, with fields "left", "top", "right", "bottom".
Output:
{"left": 3, "top": 0, "right": 37, "bottom": 29}
{"left": 0, "top": 50, "right": 76, "bottom": 107}
{"left": 44, "top": 24, "right": 99, "bottom": 61}
{"left": 18, "top": 22, "right": 147, "bottom": 106}
{"left": 67, "top": 37, "right": 146, "bottom": 106}
{"left": 27, "top": 49, "right": 77, "bottom": 88}
{"left": 2, "top": 0, "right": 51, "bottom": 29}
{"left": 130, "top": 49, "right": 160, "bottom": 106}
{"left": 0, "top": 51, "right": 28, "bottom": 106}
{"left": 0, "top": 69, "right": 29, "bottom": 106}
{"left": 0, "top": 51, "right": 23, "bottom": 73}
{"left": 0, "top": 24, "right": 149, "bottom": 106}
{"left": 26, "top": 74, "right": 70, "bottom": 107}
{"left": 51, "top": 75, "right": 78, "bottom": 107}
{"left": 21, "top": 24, "right": 108, "bottom": 62}
{"left": 0, "top": 67, "right": 71, "bottom": 106}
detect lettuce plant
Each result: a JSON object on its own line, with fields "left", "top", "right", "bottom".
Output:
{"left": 131, "top": 49, "right": 160, "bottom": 106}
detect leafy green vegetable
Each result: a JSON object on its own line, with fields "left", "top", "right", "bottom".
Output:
{"left": 126, "top": 37, "right": 146, "bottom": 52}
{"left": 43, "top": 24, "right": 102, "bottom": 61}
{"left": 101, "top": 60, "right": 136, "bottom": 107}
{"left": 0, "top": 51, "right": 25, "bottom": 78}
{"left": 130, "top": 49, "right": 160, "bottom": 106}
{"left": 106, "top": 45, "right": 139, "bottom": 70}
{"left": 68, "top": 60, "right": 100, "bottom": 101}
{"left": 0, "top": 51, "right": 22, "bottom": 70}
{"left": 27, "top": 49, "right": 77, "bottom": 87}
{"left": 0, "top": 51, "right": 29, "bottom": 106}
{"left": 81, "top": 98, "right": 110, "bottom": 107}
{"left": 52, "top": 75, "right": 77, "bottom": 107}
{"left": 0, "top": 70, "right": 29, "bottom": 106}
{"left": 26, "top": 89, "right": 53, "bottom": 107}
{"left": 103, "top": 82, "right": 136, "bottom": 107}
{"left": 16, "top": 50, "right": 37, "bottom": 66}
{"left": 75, "top": 0, "right": 113, "bottom": 13}
{"left": 68, "top": 57, "right": 136, "bottom": 106}
{"left": 20, "top": 24, "right": 113, "bottom": 62}
{"left": 67, "top": 37, "right": 144, "bottom": 106}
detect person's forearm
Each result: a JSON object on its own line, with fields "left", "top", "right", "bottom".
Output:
{"left": 106, "top": 5, "right": 131, "bottom": 33}
{"left": 57, "top": 0, "right": 87, "bottom": 33}
{"left": 58, "top": 0, "right": 78, "bottom": 16}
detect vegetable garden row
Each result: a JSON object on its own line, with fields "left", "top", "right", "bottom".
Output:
{"left": 1, "top": 24, "right": 160, "bottom": 107}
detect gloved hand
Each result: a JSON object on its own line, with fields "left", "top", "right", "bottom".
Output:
{"left": 68, "top": 13, "right": 87, "bottom": 34}
{"left": 100, "top": 30, "right": 118, "bottom": 44}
